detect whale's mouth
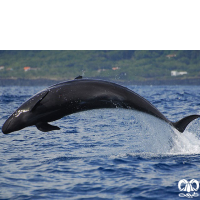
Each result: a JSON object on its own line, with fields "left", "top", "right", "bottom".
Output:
{"left": 2, "top": 118, "right": 12, "bottom": 134}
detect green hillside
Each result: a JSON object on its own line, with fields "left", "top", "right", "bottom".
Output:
{"left": 0, "top": 50, "right": 200, "bottom": 81}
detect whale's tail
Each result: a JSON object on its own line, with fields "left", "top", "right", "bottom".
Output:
{"left": 172, "top": 115, "right": 200, "bottom": 133}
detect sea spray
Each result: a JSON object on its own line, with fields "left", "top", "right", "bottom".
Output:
{"left": 170, "top": 129, "right": 200, "bottom": 155}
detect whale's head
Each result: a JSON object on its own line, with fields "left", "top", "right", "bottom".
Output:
{"left": 2, "top": 108, "right": 33, "bottom": 134}
{"left": 2, "top": 90, "right": 49, "bottom": 134}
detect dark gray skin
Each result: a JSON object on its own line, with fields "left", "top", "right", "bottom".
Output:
{"left": 2, "top": 77, "right": 200, "bottom": 134}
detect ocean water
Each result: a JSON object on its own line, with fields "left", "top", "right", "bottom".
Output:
{"left": 1, "top": 84, "right": 200, "bottom": 200}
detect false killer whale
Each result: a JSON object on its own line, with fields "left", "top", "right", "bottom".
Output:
{"left": 2, "top": 77, "right": 200, "bottom": 134}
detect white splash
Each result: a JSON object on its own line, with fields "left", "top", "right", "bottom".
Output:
{"left": 169, "top": 129, "right": 200, "bottom": 155}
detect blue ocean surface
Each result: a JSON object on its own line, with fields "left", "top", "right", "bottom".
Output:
{"left": 1, "top": 85, "right": 200, "bottom": 200}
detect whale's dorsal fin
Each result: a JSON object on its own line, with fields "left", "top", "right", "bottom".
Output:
{"left": 75, "top": 75, "right": 82, "bottom": 79}
{"left": 36, "top": 122, "right": 60, "bottom": 132}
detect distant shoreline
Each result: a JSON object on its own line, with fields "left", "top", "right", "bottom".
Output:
{"left": 0, "top": 77, "right": 200, "bottom": 86}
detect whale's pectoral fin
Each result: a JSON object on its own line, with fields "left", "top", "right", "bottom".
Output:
{"left": 172, "top": 114, "right": 200, "bottom": 133}
{"left": 36, "top": 122, "right": 60, "bottom": 132}
{"left": 29, "top": 90, "right": 49, "bottom": 112}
